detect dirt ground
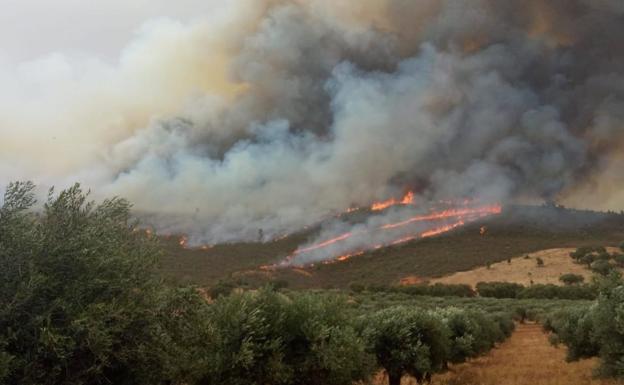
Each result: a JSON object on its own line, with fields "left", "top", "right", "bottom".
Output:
{"left": 426, "top": 248, "right": 619, "bottom": 287}
{"left": 373, "top": 323, "right": 622, "bottom": 385}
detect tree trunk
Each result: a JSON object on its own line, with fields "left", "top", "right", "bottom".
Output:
{"left": 388, "top": 371, "right": 402, "bottom": 385}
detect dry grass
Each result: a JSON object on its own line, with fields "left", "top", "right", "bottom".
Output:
{"left": 428, "top": 248, "right": 620, "bottom": 287}
{"left": 373, "top": 323, "right": 621, "bottom": 385}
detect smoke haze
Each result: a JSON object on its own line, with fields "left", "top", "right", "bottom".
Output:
{"left": 2, "top": 0, "right": 624, "bottom": 244}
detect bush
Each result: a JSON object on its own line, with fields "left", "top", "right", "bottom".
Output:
{"left": 0, "top": 182, "right": 203, "bottom": 385}
{"left": 365, "top": 307, "right": 449, "bottom": 385}
{"left": 592, "top": 280, "right": 624, "bottom": 377}
{"left": 518, "top": 284, "right": 596, "bottom": 300}
{"left": 399, "top": 283, "right": 475, "bottom": 298}
{"left": 204, "top": 289, "right": 374, "bottom": 385}
{"left": 591, "top": 260, "right": 614, "bottom": 276}
{"left": 433, "top": 307, "right": 511, "bottom": 364}
{"left": 545, "top": 306, "right": 599, "bottom": 361}
{"left": 559, "top": 273, "right": 585, "bottom": 286}
{"left": 536, "top": 257, "right": 545, "bottom": 267}
{"left": 476, "top": 282, "right": 524, "bottom": 298}
{"left": 613, "top": 253, "right": 624, "bottom": 267}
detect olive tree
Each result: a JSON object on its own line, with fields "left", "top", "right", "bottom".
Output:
{"left": 203, "top": 289, "right": 373, "bottom": 385}
{"left": 0, "top": 182, "right": 206, "bottom": 385}
{"left": 365, "top": 307, "right": 449, "bottom": 385}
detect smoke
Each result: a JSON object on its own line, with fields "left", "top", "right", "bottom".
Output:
{"left": 2, "top": 0, "right": 624, "bottom": 245}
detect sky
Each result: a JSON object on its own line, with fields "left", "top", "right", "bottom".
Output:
{"left": 0, "top": 0, "right": 217, "bottom": 64}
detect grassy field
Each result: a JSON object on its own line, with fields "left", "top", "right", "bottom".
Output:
{"left": 158, "top": 205, "right": 624, "bottom": 289}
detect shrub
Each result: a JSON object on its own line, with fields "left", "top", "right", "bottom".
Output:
{"left": 613, "top": 253, "right": 624, "bottom": 267}
{"left": 476, "top": 282, "right": 524, "bottom": 298}
{"left": 592, "top": 278, "right": 624, "bottom": 378}
{"left": 546, "top": 306, "right": 599, "bottom": 361}
{"left": 536, "top": 257, "right": 545, "bottom": 267}
{"left": 518, "top": 284, "right": 596, "bottom": 300}
{"left": 0, "top": 182, "right": 200, "bottom": 385}
{"left": 204, "top": 289, "right": 373, "bottom": 385}
{"left": 559, "top": 273, "right": 585, "bottom": 286}
{"left": 591, "top": 260, "right": 613, "bottom": 276}
{"left": 365, "top": 307, "right": 449, "bottom": 385}
{"left": 433, "top": 308, "right": 511, "bottom": 364}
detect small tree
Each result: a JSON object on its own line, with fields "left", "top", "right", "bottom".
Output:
{"left": 591, "top": 260, "right": 613, "bottom": 276}
{"left": 559, "top": 273, "right": 585, "bottom": 286}
{"left": 365, "top": 307, "right": 449, "bottom": 385}
{"left": 0, "top": 182, "right": 200, "bottom": 384}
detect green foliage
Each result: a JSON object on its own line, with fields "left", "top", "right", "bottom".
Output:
{"left": 545, "top": 306, "right": 599, "bottom": 361}
{"left": 518, "top": 284, "right": 597, "bottom": 300}
{"left": 559, "top": 273, "right": 585, "bottom": 285}
{"left": 398, "top": 283, "right": 476, "bottom": 298}
{"left": 591, "top": 259, "right": 614, "bottom": 276}
{"left": 433, "top": 307, "right": 512, "bottom": 364}
{"left": 613, "top": 253, "right": 624, "bottom": 267}
{"left": 204, "top": 289, "right": 373, "bottom": 385}
{"left": 0, "top": 182, "right": 207, "bottom": 385}
{"left": 619, "top": 241, "right": 624, "bottom": 252}
{"left": 592, "top": 279, "right": 624, "bottom": 378}
{"left": 365, "top": 307, "right": 449, "bottom": 385}
{"left": 476, "top": 282, "right": 524, "bottom": 298}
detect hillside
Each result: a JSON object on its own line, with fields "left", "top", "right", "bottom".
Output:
{"left": 429, "top": 247, "right": 621, "bottom": 288}
{"left": 159, "top": 205, "right": 624, "bottom": 289}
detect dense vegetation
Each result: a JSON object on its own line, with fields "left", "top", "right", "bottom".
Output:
{"left": 545, "top": 272, "right": 624, "bottom": 379}
{"left": 2, "top": 182, "right": 623, "bottom": 384}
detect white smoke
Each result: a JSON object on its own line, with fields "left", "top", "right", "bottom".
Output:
{"left": 1, "top": 0, "right": 624, "bottom": 245}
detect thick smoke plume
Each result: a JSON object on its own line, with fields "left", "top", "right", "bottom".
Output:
{"left": 2, "top": 0, "right": 624, "bottom": 245}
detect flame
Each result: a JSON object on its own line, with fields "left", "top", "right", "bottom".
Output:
{"left": 382, "top": 205, "right": 501, "bottom": 230}
{"left": 421, "top": 220, "right": 465, "bottom": 238}
{"left": 371, "top": 191, "right": 415, "bottom": 211}
{"left": 294, "top": 232, "right": 353, "bottom": 254}
{"left": 179, "top": 236, "right": 188, "bottom": 247}
{"left": 280, "top": 203, "right": 502, "bottom": 266}
{"left": 480, "top": 226, "right": 487, "bottom": 235}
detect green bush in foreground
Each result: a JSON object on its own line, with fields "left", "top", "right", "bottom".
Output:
{"left": 0, "top": 182, "right": 189, "bottom": 385}
{"left": 204, "top": 289, "right": 373, "bottom": 385}
{"left": 365, "top": 307, "right": 449, "bottom": 385}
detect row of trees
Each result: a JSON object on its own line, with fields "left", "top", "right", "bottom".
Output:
{"left": 544, "top": 273, "right": 624, "bottom": 378}
{"left": 350, "top": 281, "right": 597, "bottom": 300}
{"left": 475, "top": 281, "right": 597, "bottom": 300}
{"left": 0, "top": 182, "right": 514, "bottom": 385}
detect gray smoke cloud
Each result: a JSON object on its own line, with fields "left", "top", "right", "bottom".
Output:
{"left": 2, "top": 0, "right": 624, "bottom": 244}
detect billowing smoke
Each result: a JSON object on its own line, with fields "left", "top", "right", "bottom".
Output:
{"left": 2, "top": 0, "right": 624, "bottom": 245}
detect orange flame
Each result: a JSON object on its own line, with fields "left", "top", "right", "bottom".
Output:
{"left": 421, "top": 220, "right": 465, "bottom": 238}
{"left": 275, "top": 202, "right": 503, "bottom": 267}
{"left": 294, "top": 232, "right": 353, "bottom": 254}
{"left": 382, "top": 205, "right": 501, "bottom": 230}
{"left": 371, "top": 191, "right": 415, "bottom": 211}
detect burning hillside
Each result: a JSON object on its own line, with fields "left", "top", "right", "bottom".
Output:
{"left": 276, "top": 198, "right": 502, "bottom": 266}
